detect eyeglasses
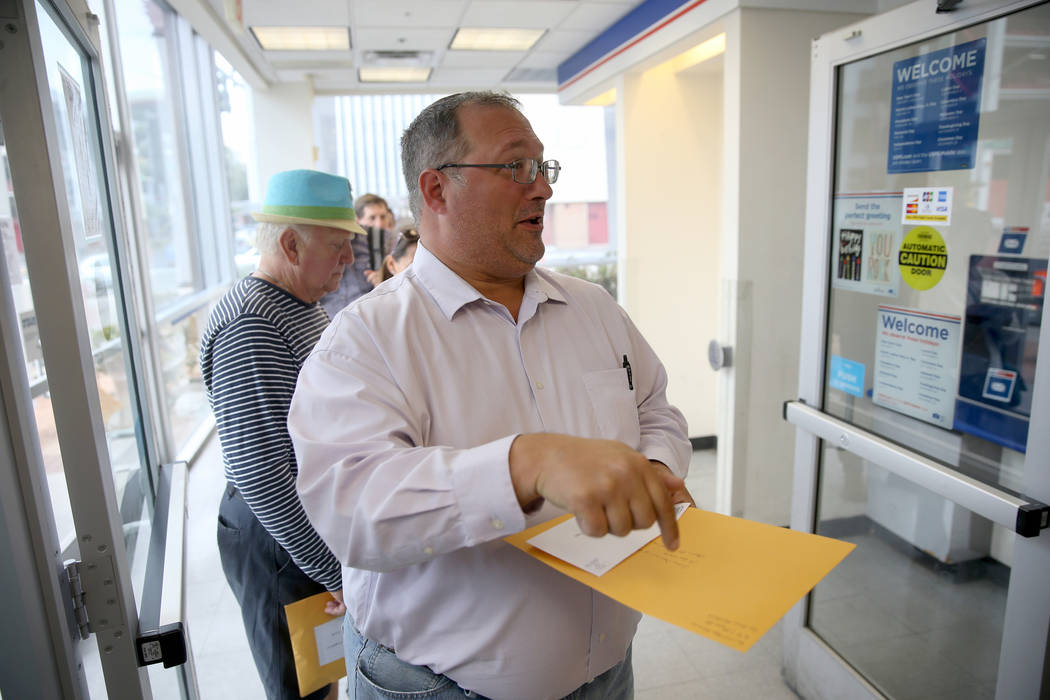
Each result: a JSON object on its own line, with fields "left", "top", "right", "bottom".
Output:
{"left": 436, "top": 158, "right": 560, "bottom": 185}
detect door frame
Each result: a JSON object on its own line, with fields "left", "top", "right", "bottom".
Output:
{"left": 784, "top": 1, "right": 1050, "bottom": 698}
{"left": 0, "top": 0, "right": 159, "bottom": 695}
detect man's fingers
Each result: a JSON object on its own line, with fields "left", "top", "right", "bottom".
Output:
{"left": 576, "top": 505, "right": 609, "bottom": 538}
{"left": 604, "top": 502, "right": 634, "bottom": 537}
{"left": 645, "top": 470, "right": 680, "bottom": 550}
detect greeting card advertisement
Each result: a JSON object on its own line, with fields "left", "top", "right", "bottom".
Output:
{"left": 831, "top": 193, "right": 902, "bottom": 296}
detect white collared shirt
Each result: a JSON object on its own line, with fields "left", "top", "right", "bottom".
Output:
{"left": 289, "top": 242, "right": 689, "bottom": 700}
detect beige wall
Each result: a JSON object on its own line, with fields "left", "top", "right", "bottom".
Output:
{"left": 252, "top": 82, "right": 316, "bottom": 195}
{"left": 621, "top": 54, "right": 724, "bottom": 440}
{"left": 727, "top": 8, "right": 866, "bottom": 523}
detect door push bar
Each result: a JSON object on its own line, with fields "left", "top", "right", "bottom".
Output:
{"left": 784, "top": 400, "right": 1049, "bottom": 538}
{"left": 136, "top": 461, "right": 189, "bottom": 668}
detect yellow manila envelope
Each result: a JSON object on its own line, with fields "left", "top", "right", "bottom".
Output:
{"left": 284, "top": 592, "right": 347, "bottom": 697}
{"left": 504, "top": 508, "right": 855, "bottom": 652}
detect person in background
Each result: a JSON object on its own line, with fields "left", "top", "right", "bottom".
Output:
{"left": 288, "top": 92, "right": 691, "bottom": 700}
{"left": 381, "top": 206, "right": 397, "bottom": 231}
{"left": 319, "top": 192, "right": 392, "bottom": 317}
{"left": 364, "top": 227, "right": 419, "bottom": 286}
{"left": 200, "top": 169, "right": 365, "bottom": 700}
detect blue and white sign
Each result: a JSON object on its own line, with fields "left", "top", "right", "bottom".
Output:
{"left": 873, "top": 305, "right": 962, "bottom": 429}
{"left": 982, "top": 368, "right": 1017, "bottom": 403}
{"left": 998, "top": 227, "right": 1028, "bottom": 255}
{"left": 888, "top": 38, "right": 986, "bottom": 174}
{"left": 829, "top": 355, "right": 866, "bottom": 397}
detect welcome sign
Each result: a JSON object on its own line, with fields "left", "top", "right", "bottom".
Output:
{"left": 888, "top": 38, "right": 986, "bottom": 173}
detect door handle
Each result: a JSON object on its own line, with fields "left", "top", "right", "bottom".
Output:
{"left": 784, "top": 400, "right": 1050, "bottom": 537}
{"left": 708, "top": 340, "right": 731, "bottom": 371}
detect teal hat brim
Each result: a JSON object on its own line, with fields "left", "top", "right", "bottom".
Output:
{"left": 251, "top": 210, "right": 366, "bottom": 236}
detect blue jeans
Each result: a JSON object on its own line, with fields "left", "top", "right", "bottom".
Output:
{"left": 343, "top": 614, "right": 634, "bottom": 700}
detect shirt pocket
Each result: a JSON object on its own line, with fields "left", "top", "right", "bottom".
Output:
{"left": 582, "top": 368, "right": 641, "bottom": 449}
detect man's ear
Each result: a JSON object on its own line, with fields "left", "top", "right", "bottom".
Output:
{"left": 419, "top": 169, "right": 448, "bottom": 215}
{"left": 278, "top": 227, "right": 300, "bottom": 264}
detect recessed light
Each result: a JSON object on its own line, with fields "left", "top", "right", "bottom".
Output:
{"left": 250, "top": 26, "right": 350, "bottom": 51}
{"left": 450, "top": 28, "right": 545, "bottom": 52}
{"left": 358, "top": 67, "right": 432, "bottom": 83}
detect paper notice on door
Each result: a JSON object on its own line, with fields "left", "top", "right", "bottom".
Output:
{"left": 506, "top": 508, "right": 855, "bottom": 652}
{"left": 527, "top": 502, "right": 689, "bottom": 576}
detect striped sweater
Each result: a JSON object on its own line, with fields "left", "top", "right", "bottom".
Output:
{"left": 200, "top": 276, "right": 341, "bottom": 590}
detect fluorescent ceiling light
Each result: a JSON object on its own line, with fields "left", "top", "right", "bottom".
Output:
{"left": 251, "top": 26, "right": 350, "bottom": 51}
{"left": 585, "top": 88, "right": 616, "bottom": 107}
{"left": 358, "top": 67, "right": 432, "bottom": 83}
{"left": 450, "top": 28, "right": 544, "bottom": 52}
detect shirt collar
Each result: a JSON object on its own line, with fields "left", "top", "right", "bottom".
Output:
{"left": 410, "top": 241, "right": 567, "bottom": 320}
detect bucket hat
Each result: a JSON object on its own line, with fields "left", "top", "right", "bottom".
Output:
{"left": 252, "top": 169, "right": 366, "bottom": 235}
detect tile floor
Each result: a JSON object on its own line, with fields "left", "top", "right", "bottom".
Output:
{"left": 183, "top": 441, "right": 795, "bottom": 699}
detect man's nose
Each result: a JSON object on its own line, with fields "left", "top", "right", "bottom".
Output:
{"left": 529, "top": 173, "right": 553, "bottom": 200}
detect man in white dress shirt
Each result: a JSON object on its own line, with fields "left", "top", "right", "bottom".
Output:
{"left": 288, "top": 91, "right": 691, "bottom": 700}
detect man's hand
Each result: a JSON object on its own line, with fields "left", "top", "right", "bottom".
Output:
{"left": 324, "top": 589, "right": 346, "bottom": 616}
{"left": 509, "top": 434, "right": 682, "bottom": 550}
{"left": 651, "top": 460, "right": 696, "bottom": 507}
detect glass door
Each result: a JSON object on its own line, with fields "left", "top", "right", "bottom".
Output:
{"left": 0, "top": 0, "right": 180, "bottom": 696}
{"left": 786, "top": 1, "right": 1050, "bottom": 698}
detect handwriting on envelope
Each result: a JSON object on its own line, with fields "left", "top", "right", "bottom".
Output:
{"left": 505, "top": 508, "right": 855, "bottom": 652}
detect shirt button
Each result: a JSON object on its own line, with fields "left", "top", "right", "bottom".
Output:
{"left": 423, "top": 546, "right": 434, "bottom": 556}
{"left": 536, "top": 381, "right": 544, "bottom": 390}
{"left": 599, "top": 633, "right": 607, "bottom": 643}
{"left": 491, "top": 518, "right": 504, "bottom": 530}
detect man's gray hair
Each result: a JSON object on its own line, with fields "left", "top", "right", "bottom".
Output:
{"left": 256, "top": 222, "right": 310, "bottom": 256}
{"left": 400, "top": 91, "right": 522, "bottom": 221}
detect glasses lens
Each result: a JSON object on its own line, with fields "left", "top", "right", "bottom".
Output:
{"left": 509, "top": 159, "right": 537, "bottom": 184}
{"left": 541, "top": 160, "right": 560, "bottom": 184}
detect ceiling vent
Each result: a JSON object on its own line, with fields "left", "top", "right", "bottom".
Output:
{"left": 503, "top": 67, "right": 557, "bottom": 83}
{"left": 362, "top": 50, "right": 432, "bottom": 67}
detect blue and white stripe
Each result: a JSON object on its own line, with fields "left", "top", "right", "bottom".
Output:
{"left": 200, "top": 277, "right": 341, "bottom": 590}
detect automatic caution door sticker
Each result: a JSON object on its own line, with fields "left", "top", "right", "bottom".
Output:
{"left": 898, "top": 226, "right": 947, "bottom": 291}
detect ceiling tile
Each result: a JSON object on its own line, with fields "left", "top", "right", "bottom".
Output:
{"left": 353, "top": 27, "right": 455, "bottom": 50}
{"left": 515, "top": 51, "right": 571, "bottom": 69}
{"left": 243, "top": 0, "right": 350, "bottom": 27}
{"left": 558, "top": 2, "right": 633, "bottom": 31}
{"left": 430, "top": 66, "right": 510, "bottom": 85}
{"left": 442, "top": 50, "right": 526, "bottom": 68}
{"left": 350, "top": 0, "right": 468, "bottom": 28}
{"left": 460, "top": 1, "right": 578, "bottom": 29}
{"left": 532, "top": 29, "right": 593, "bottom": 53}
{"left": 266, "top": 51, "right": 354, "bottom": 65}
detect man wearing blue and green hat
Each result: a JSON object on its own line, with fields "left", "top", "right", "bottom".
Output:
{"left": 200, "top": 169, "right": 365, "bottom": 700}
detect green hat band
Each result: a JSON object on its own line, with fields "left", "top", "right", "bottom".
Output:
{"left": 261, "top": 203, "right": 356, "bottom": 220}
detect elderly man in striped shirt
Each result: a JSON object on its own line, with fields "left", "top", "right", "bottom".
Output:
{"left": 200, "top": 169, "right": 365, "bottom": 700}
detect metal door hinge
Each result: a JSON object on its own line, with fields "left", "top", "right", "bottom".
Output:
{"left": 64, "top": 560, "right": 91, "bottom": 640}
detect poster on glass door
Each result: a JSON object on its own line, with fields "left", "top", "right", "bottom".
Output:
{"left": 831, "top": 193, "right": 901, "bottom": 296}
{"left": 887, "top": 38, "right": 985, "bottom": 174}
{"left": 872, "top": 305, "right": 961, "bottom": 429}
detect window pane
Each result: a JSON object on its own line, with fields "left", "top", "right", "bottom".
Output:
{"left": 112, "top": 0, "right": 202, "bottom": 310}
{"left": 215, "top": 53, "right": 257, "bottom": 276}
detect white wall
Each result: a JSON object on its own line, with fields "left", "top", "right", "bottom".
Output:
{"left": 252, "top": 82, "right": 316, "bottom": 195}
{"left": 620, "top": 54, "right": 725, "bottom": 440}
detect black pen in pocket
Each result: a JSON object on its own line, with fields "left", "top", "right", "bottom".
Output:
{"left": 622, "top": 354, "right": 633, "bottom": 390}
